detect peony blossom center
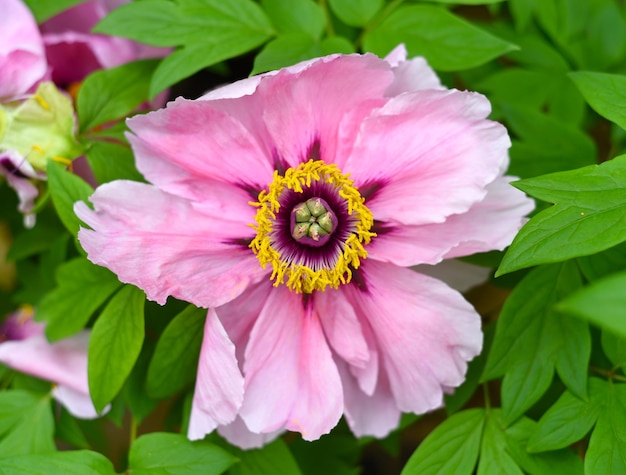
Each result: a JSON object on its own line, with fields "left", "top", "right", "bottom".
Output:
{"left": 290, "top": 197, "right": 337, "bottom": 246}
{"left": 250, "top": 159, "right": 375, "bottom": 293}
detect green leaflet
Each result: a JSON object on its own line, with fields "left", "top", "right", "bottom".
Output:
{"left": 363, "top": 5, "right": 517, "bottom": 71}
{"left": 498, "top": 155, "right": 626, "bottom": 275}
{"left": 559, "top": 270, "right": 626, "bottom": 339}
{"left": 569, "top": 72, "right": 626, "bottom": 131}
{"left": 37, "top": 257, "right": 122, "bottom": 341}
{"left": 88, "top": 285, "right": 145, "bottom": 412}
{"left": 128, "top": 433, "right": 237, "bottom": 475}
{"left": 484, "top": 263, "right": 589, "bottom": 422}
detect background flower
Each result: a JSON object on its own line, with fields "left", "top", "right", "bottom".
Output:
{"left": 0, "top": 306, "right": 104, "bottom": 419}
{"left": 76, "top": 48, "right": 534, "bottom": 448}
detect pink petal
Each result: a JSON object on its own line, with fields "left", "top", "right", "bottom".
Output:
{"left": 338, "top": 361, "right": 400, "bottom": 438}
{"left": 346, "top": 260, "right": 482, "bottom": 414}
{"left": 239, "top": 287, "right": 343, "bottom": 440}
{"left": 127, "top": 97, "right": 274, "bottom": 195}
{"left": 256, "top": 54, "right": 394, "bottom": 168}
{"left": 75, "top": 180, "right": 266, "bottom": 307}
{"left": 188, "top": 310, "right": 245, "bottom": 440}
{"left": 217, "top": 416, "right": 282, "bottom": 450}
{"left": 52, "top": 385, "right": 106, "bottom": 419}
{"left": 345, "top": 89, "right": 509, "bottom": 225}
{"left": 0, "top": 330, "right": 91, "bottom": 396}
{"left": 367, "top": 176, "right": 534, "bottom": 266}
{"left": 315, "top": 289, "right": 369, "bottom": 369}
{"left": 414, "top": 260, "right": 492, "bottom": 293}
{"left": 0, "top": 0, "right": 46, "bottom": 98}
{"left": 384, "top": 44, "right": 443, "bottom": 96}
{"left": 217, "top": 281, "right": 272, "bottom": 371}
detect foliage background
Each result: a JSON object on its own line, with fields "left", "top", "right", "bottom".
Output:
{"left": 2, "top": 0, "right": 626, "bottom": 473}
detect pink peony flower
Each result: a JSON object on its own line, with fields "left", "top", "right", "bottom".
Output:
{"left": 75, "top": 46, "right": 534, "bottom": 447}
{"left": 40, "top": 0, "right": 168, "bottom": 87}
{"left": 0, "top": 0, "right": 47, "bottom": 100}
{"left": 0, "top": 306, "right": 104, "bottom": 419}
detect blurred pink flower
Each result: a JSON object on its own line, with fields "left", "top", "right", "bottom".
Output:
{"left": 40, "top": 0, "right": 168, "bottom": 87}
{"left": 76, "top": 46, "right": 534, "bottom": 447}
{"left": 0, "top": 0, "right": 47, "bottom": 100}
{"left": 0, "top": 306, "right": 103, "bottom": 419}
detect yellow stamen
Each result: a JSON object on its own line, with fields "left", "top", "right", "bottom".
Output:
{"left": 33, "top": 94, "right": 50, "bottom": 111}
{"left": 250, "top": 159, "right": 376, "bottom": 293}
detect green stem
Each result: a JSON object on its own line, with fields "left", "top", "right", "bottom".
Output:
{"left": 483, "top": 382, "right": 491, "bottom": 412}
{"left": 129, "top": 414, "right": 138, "bottom": 447}
{"left": 590, "top": 365, "right": 626, "bottom": 383}
{"left": 318, "top": 0, "right": 335, "bottom": 37}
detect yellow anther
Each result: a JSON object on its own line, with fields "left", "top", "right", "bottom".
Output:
{"left": 33, "top": 94, "right": 51, "bottom": 111}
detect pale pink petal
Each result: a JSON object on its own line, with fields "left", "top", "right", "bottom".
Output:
{"left": 0, "top": 0, "right": 47, "bottom": 98}
{"left": 345, "top": 89, "right": 509, "bottom": 225}
{"left": 345, "top": 261, "right": 482, "bottom": 414}
{"left": 127, "top": 97, "right": 274, "bottom": 194}
{"left": 337, "top": 361, "right": 400, "bottom": 438}
{"left": 75, "top": 181, "right": 265, "bottom": 307}
{"left": 217, "top": 281, "right": 272, "bottom": 371}
{"left": 0, "top": 330, "right": 91, "bottom": 395}
{"left": 200, "top": 54, "right": 344, "bottom": 101}
{"left": 217, "top": 416, "right": 282, "bottom": 450}
{"left": 257, "top": 54, "right": 394, "bottom": 168}
{"left": 384, "top": 44, "right": 443, "bottom": 96}
{"left": 239, "top": 287, "right": 343, "bottom": 440}
{"left": 52, "top": 385, "right": 107, "bottom": 419}
{"left": 414, "top": 260, "right": 492, "bottom": 293}
{"left": 0, "top": 151, "right": 45, "bottom": 228}
{"left": 188, "top": 310, "right": 245, "bottom": 440}
{"left": 367, "top": 177, "right": 533, "bottom": 266}
{"left": 315, "top": 289, "right": 369, "bottom": 369}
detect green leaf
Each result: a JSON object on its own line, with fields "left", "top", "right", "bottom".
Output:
{"left": 150, "top": 37, "right": 264, "bottom": 98}
{"left": 47, "top": 162, "right": 94, "bottom": 236}
{"left": 252, "top": 34, "right": 320, "bottom": 75}
{"left": 85, "top": 140, "right": 144, "bottom": 184}
{"left": 22, "top": 0, "right": 85, "bottom": 23}
{"left": 478, "top": 409, "right": 584, "bottom": 475}
{"left": 319, "top": 36, "right": 356, "bottom": 55}
{"left": 559, "top": 270, "right": 626, "bottom": 339}
{"left": 401, "top": 409, "right": 484, "bottom": 475}
{"left": 509, "top": 0, "right": 537, "bottom": 31}
{"left": 363, "top": 5, "right": 517, "bottom": 71}
{"left": 503, "top": 104, "right": 596, "bottom": 178}
{"left": 228, "top": 438, "right": 303, "bottom": 475}
{"left": 129, "top": 433, "right": 236, "bottom": 475}
{"left": 95, "top": 0, "right": 274, "bottom": 47}
{"left": 290, "top": 434, "right": 360, "bottom": 475}
{"left": 93, "top": 1, "right": 189, "bottom": 46}
{"left": 88, "top": 285, "right": 145, "bottom": 412}
{"left": 585, "top": 383, "right": 626, "bottom": 475}
{"left": 261, "top": 0, "right": 325, "bottom": 39}
{"left": 505, "top": 416, "right": 584, "bottom": 474}
{"left": 601, "top": 331, "right": 626, "bottom": 368}
{"left": 577, "top": 242, "right": 626, "bottom": 282}
{"left": 328, "top": 0, "right": 383, "bottom": 27}
{"left": 569, "top": 72, "right": 626, "bottom": 130}
{"left": 483, "top": 263, "right": 588, "bottom": 422}
{"left": 146, "top": 305, "right": 206, "bottom": 398}
{"left": 528, "top": 378, "right": 605, "bottom": 452}
{"left": 7, "top": 219, "right": 65, "bottom": 261}
{"left": 478, "top": 411, "right": 523, "bottom": 475}
{"left": 77, "top": 60, "right": 159, "bottom": 132}
{"left": 498, "top": 155, "right": 626, "bottom": 275}
{"left": 0, "top": 390, "right": 54, "bottom": 457}
{"left": 0, "top": 450, "right": 116, "bottom": 475}
{"left": 37, "top": 257, "right": 122, "bottom": 341}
